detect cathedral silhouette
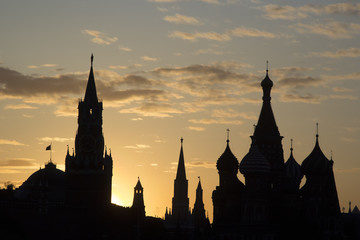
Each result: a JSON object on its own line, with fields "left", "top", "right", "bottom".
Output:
{"left": 0, "top": 56, "right": 359, "bottom": 239}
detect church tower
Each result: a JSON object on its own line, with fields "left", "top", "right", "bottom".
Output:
{"left": 65, "top": 54, "right": 113, "bottom": 207}
{"left": 132, "top": 177, "right": 145, "bottom": 218}
{"left": 171, "top": 138, "right": 190, "bottom": 224}
{"left": 251, "top": 65, "right": 284, "bottom": 189}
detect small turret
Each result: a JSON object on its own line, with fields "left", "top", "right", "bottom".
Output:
{"left": 132, "top": 177, "right": 145, "bottom": 218}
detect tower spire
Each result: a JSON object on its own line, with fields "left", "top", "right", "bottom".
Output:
{"left": 176, "top": 138, "right": 186, "bottom": 180}
{"left": 84, "top": 53, "right": 98, "bottom": 105}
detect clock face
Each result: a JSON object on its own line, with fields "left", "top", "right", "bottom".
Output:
{"left": 80, "top": 135, "right": 96, "bottom": 152}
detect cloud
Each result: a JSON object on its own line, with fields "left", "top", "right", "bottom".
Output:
{"left": 188, "top": 126, "right": 205, "bottom": 131}
{"left": 27, "top": 64, "right": 58, "bottom": 69}
{"left": 0, "top": 67, "right": 173, "bottom": 117}
{"left": 38, "top": 137, "right": 74, "bottom": 143}
{"left": 278, "top": 76, "right": 322, "bottom": 88}
{"left": 295, "top": 21, "right": 360, "bottom": 39}
{"left": 164, "top": 14, "right": 202, "bottom": 25}
{"left": 186, "top": 161, "right": 216, "bottom": 169}
{"left": 311, "top": 48, "right": 360, "bottom": 58}
{"left": 0, "top": 158, "right": 36, "bottom": 167}
{"left": 169, "top": 26, "right": 277, "bottom": 42}
{"left": 262, "top": 3, "right": 360, "bottom": 20}
{"left": 120, "top": 102, "right": 182, "bottom": 118}
{"left": 141, "top": 56, "right": 158, "bottom": 62}
{"left": 332, "top": 87, "right": 353, "bottom": 93}
{"left": 118, "top": 46, "right": 132, "bottom": 52}
{"left": 150, "top": 163, "right": 158, "bottom": 167}
{"left": 4, "top": 104, "right": 38, "bottom": 110}
{"left": 0, "top": 139, "right": 25, "bottom": 146}
{"left": 280, "top": 93, "right": 322, "bottom": 104}
{"left": 300, "top": 3, "right": 360, "bottom": 16}
{"left": 211, "top": 109, "right": 257, "bottom": 120}
{"left": 228, "top": 27, "right": 276, "bottom": 38}
{"left": 262, "top": 4, "right": 307, "bottom": 20}
{"left": 124, "top": 144, "right": 151, "bottom": 149}
{"left": 195, "top": 48, "right": 223, "bottom": 55}
{"left": 169, "top": 31, "right": 231, "bottom": 42}
{"left": 330, "top": 95, "right": 358, "bottom": 101}
{"left": 82, "top": 29, "right": 118, "bottom": 45}
{"left": 189, "top": 118, "right": 243, "bottom": 125}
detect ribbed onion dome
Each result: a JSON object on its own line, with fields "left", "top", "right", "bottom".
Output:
{"left": 285, "top": 147, "right": 303, "bottom": 180}
{"left": 239, "top": 145, "right": 271, "bottom": 174}
{"left": 301, "top": 135, "right": 330, "bottom": 176}
{"left": 216, "top": 140, "right": 239, "bottom": 173}
{"left": 261, "top": 71, "right": 273, "bottom": 89}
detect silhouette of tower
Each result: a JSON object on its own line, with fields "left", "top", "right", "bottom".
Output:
{"left": 212, "top": 129, "right": 244, "bottom": 226}
{"left": 171, "top": 138, "right": 190, "bottom": 224}
{"left": 65, "top": 54, "right": 113, "bottom": 206}
{"left": 300, "top": 124, "right": 340, "bottom": 235}
{"left": 251, "top": 65, "right": 284, "bottom": 189}
{"left": 192, "top": 177, "right": 207, "bottom": 226}
{"left": 284, "top": 139, "right": 303, "bottom": 192}
{"left": 132, "top": 177, "right": 145, "bottom": 218}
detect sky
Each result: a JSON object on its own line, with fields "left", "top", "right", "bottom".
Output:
{"left": 0, "top": 0, "right": 359, "bottom": 220}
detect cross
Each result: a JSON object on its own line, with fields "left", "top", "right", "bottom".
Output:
{"left": 226, "top": 128, "right": 230, "bottom": 142}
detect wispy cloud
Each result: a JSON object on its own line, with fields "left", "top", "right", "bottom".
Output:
{"left": 169, "top": 26, "right": 276, "bottom": 42}
{"left": 148, "top": 0, "right": 177, "bottom": 2}
{"left": 82, "top": 29, "right": 118, "bottom": 45}
{"left": 4, "top": 104, "right": 38, "bottom": 110}
{"left": 295, "top": 21, "right": 360, "bottom": 39}
{"left": 124, "top": 144, "right": 151, "bottom": 149}
{"left": 262, "top": 3, "right": 360, "bottom": 20}
{"left": 228, "top": 27, "right": 276, "bottom": 38}
{"left": 280, "top": 93, "right": 322, "bottom": 104}
{"left": 141, "top": 56, "right": 158, "bottom": 62}
{"left": 189, "top": 118, "right": 243, "bottom": 125}
{"left": 169, "top": 31, "right": 231, "bottom": 42}
{"left": 120, "top": 103, "right": 182, "bottom": 118}
{"left": 118, "top": 46, "right": 132, "bottom": 52}
{"left": 311, "top": 48, "right": 360, "bottom": 58}
{"left": 186, "top": 161, "right": 216, "bottom": 169}
{"left": 188, "top": 126, "right": 205, "bottom": 131}
{"left": 38, "top": 137, "right": 74, "bottom": 143}
{"left": 0, "top": 158, "right": 36, "bottom": 167}
{"left": 27, "top": 64, "right": 58, "bottom": 69}
{"left": 0, "top": 139, "right": 25, "bottom": 146}
{"left": 164, "top": 13, "right": 202, "bottom": 25}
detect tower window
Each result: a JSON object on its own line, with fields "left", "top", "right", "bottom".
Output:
{"left": 90, "top": 108, "right": 93, "bottom": 115}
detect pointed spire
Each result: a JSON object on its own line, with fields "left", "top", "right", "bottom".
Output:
{"left": 84, "top": 53, "right": 98, "bottom": 105}
{"left": 176, "top": 137, "right": 187, "bottom": 180}
{"left": 66, "top": 145, "right": 69, "bottom": 156}
{"left": 226, "top": 128, "right": 230, "bottom": 144}
{"left": 197, "top": 176, "right": 202, "bottom": 191}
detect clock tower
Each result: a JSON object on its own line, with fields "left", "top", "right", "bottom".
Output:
{"left": 65, "top": 55, "right": 113, "bottom": 207}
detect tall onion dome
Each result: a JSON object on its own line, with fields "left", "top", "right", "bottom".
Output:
{"left": 284, "top": 140, "right": 303, "bottom": 192}
{"left": 216, "top": 130, "right": 244, "bottom": 190}
{"left": 301, "top": 132, "right": 330, "bottom": 176}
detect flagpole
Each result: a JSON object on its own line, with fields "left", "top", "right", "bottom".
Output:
{"left": 50, "top": 143, "right": 52, "bottom": 162}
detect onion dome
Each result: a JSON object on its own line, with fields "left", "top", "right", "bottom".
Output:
{"left": 284, "top": 140, "right": 303, "bottom": 180}
{"left": 216, "top": 138, "right": 239, "bottom": 173}
{"left": 301, "top": 132, "right": 330, "bottom": 176}
{"left": 15, "top": 161, "right": 65, "bottom": 202}
{"left": 261, "top": 69, "right": 273, "bottom": 89}
{"left": 240, "top": 145, "right": 271, "bottom": 174}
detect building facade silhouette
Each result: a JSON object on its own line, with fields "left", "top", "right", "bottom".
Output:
{"left": 0, "top": 56, "right": 356, "bottom": 239}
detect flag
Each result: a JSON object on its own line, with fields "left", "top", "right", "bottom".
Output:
{"left": 46, "top": 144, "right": 51, "bottom": 151}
